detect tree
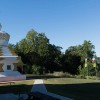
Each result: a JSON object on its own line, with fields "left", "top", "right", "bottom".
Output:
{"left": 43, "top": 44, "right": 62, "bottom": 72}
{"left": 80, "top": 40, "right": 95, "bottom": 64}
{"left": 63, "top": 46, "right": 81, "bottom": 74}
{"left": 63, "top": 40, "right": 95, "bottom": 75}
{"left": 14, "top": 29, "right": 62, "bottom": 73}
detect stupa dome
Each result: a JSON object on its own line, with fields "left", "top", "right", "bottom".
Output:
{"left": 0, "top": 24, "right": 10, "bottom": 46}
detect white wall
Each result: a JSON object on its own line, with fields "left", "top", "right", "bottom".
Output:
{"left": 0, "top": 40, "right": 8, "bottom": 46}
{"left": 2, "top": 63, "right": 14, "bottom": 72}
{"left": 0, "top": 57, "right": 18, "bottom": 63}
{"left": 2, "top": 47, "right": 12, "bottom": 56}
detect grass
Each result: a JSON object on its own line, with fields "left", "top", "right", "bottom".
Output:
{"left": 0, "top": 80, "right": 34, "bottom": 94}
{"left": 44, "top": 78, "right": 100, "bottom": 100}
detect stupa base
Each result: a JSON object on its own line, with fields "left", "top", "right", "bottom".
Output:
{"left": 0, "top": 71, "right": 26, "bottom": 82}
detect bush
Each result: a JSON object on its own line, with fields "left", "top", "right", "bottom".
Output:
{"left": 52, "top": 71, "right": 72, "bottom": 77}
{"left": 75, "top": 75, "right": 85, "bottom": 79}
{"left": 97, "top": 71, "right": 100, "bottom": 79}
{"left": 23, "top": 64, "right": 32, "bottom": 74}
{"left": 78, "top": 65, "right": 84, "bottom": 75}
{"left": 32, "top": 65, "right": 44, "bottom": 75}
{"left": 78, "top": 63, "right": 96, "bottom": 77}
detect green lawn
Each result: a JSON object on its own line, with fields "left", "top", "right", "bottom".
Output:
{"left": 0, "top": 80, "right": 34, "bottom": 94}
{"left": 44, "top": 78, "right": 100, "bottom": 100}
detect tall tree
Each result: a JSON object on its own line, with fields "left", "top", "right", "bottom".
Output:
{"left": 14, "top": 29, "right": 62, "bottom": 73}
{"left": 63, "top": 40, "right": 95, "bottom": 74}
{"left": 80, "top": 40, "right": 95, "bottom": 63}
{"left": 63, "top": 46, "right": 81, "bottom": 74}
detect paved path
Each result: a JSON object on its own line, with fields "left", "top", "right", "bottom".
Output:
{"left": 31, "top": 79, "right": 73, "bottom": 100}
{"left": 31, "top": 79, "right": 47, "bottom": 94}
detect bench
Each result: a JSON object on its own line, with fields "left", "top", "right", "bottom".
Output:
{"left": 27, "top": 92, "right": 60, "bottom": 100}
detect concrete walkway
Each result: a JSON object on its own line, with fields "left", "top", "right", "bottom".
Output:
{"left": 31, "top": 79, "right": 73, "bottom": 100}
{"left": 31, "top": 79, "right": 47, "bottom": 94}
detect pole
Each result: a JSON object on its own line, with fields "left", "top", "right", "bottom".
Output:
{"left": 95, "top": 67, "right": 97, "bottom": 80}
{"left": 87, "top": 63, "right": 89, "bottom": 79}
{"left": 85, "top": 56, "right": 88, "bottom": 79}
{"left": 92, "top": 54, "right": 97, "bottom": 79}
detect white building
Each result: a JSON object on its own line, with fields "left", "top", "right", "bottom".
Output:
{"left": 0, "top": 24, "right": 26, "bottom": 82}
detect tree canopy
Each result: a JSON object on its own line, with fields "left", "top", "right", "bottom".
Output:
{"left": 9, "top": 29, "right": 96, "bottom": 75}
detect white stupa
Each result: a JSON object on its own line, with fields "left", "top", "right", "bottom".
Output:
{"left": 0, "top": 24, "right": 26, "bottom": 82}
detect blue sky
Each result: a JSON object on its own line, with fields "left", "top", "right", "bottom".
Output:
{"left": 0, "top": 0, "right": 100, "bottom": 56}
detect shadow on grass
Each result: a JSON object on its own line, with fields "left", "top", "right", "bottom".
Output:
{"left": 0, "top": 84, "right": 33, "bottom": 94}
{"left": 26, "top": 75, "right": 62, "bottom": 80}
{"left": 1, "top": 79, "right": 100, "bottom": 100}
{"left": 45, "top": 82, "right": 100, "bottom": 100}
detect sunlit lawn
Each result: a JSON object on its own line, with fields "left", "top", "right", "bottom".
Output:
{"left": 0, "top": 80, "right": 34, "bottom": 94}
{"left": 44, "top": 78, "right": 100, "bottom": 100}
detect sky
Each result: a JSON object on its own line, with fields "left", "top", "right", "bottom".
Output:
{"left": 0, "top": 0, "right": 100, "bottom": 56}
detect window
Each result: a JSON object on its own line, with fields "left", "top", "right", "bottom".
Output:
{"left": 7, "top": 65, "right": 11, "bottom": 70}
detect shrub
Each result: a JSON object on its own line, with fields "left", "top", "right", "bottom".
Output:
{"left": 23, "top": 64, "right": 32, "bottom": 74}
{"left": 53, "top": 71, "right": 72, "bottom": 77}
{"left": 32, "top": 65, "right": 43, "bottom": 75}
{"left": 78, "top": 62, "right": 96, "bottom": 77}
{"left": 97, "top": 71, "right": 100, "bottom": 79}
